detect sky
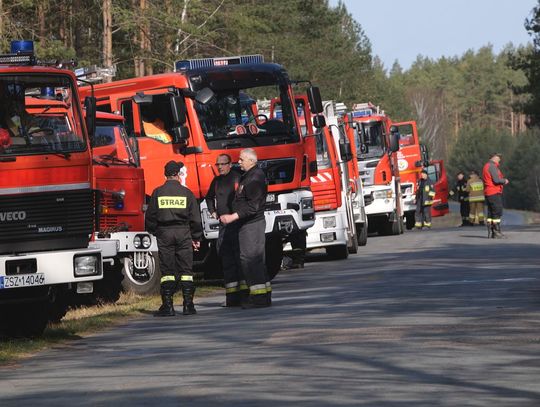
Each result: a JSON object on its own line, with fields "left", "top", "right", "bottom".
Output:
{"left": 332, "top": 0, "right": 535, "bottom": 70}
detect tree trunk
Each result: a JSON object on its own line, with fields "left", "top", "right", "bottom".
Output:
{"left": 102, "top": 0, "right": 113, "bottom": 82}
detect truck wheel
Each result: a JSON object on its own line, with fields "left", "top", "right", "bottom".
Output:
{"left": 348, "top": 233, "right": 358, "bottom": 254}
{"left": 3, "top": 302, "right": 49, "bottom": 338}
{"left": 356, "top": 223, "right": 368, "bottom": 246}
{"left": 265, "top": 235, "right": 283, "bottom": 281}
{"left": 405, "top": 213, "right": 416, "bottom": 230}
{"left": 121, "top": 252, "right": 161, "bottom": 295}
{"left": 326, "top": 244, "right": 349, "bottom": 260}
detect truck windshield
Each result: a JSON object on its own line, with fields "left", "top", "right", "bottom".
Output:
{"left": 195, "top": 84, "right": 299, "bottom": 148}
{"left": 93, "top": 119, "right": 137, "bottom": 165}
{"left": 0, "top": 74, "right": 86, "bottom": 157}
{"left": 357, "top": 121, "right": 385, "bottom": 160}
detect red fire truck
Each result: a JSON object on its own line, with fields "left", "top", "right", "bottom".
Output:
{"left": 91, "top": 112, "right": 158, "bottom": 300}
{"left": 80, "top": 55, "right": 318, "bottom": 278}
{"left": 0, "top": 41, "right": 102, "bottom": 336}
{"left": 393, "top": 121, "right": 449, "bottom": 227}
{"left": 350, "top": 103, "right": 402, "bottom": 235}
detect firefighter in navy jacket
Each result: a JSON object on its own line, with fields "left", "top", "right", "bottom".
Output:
{"left": 415, "top": 169, "right": 436, "bottom": 229}
{"left": 146, "top": 160, "right": 202, "bottom": 317}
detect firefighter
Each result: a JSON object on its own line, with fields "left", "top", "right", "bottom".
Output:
{"left": 466, "top": 170, "right": 485, "bottom": 225}
{"left": 450, "top": 171, "right": 470, "bottom": 226}
{"left": 220, "top": 148, "right": 271, "bottom": 308}
{"left": 282, "top": 231, "right": 306, "bottom": 270}
{"left": 482, "top": 153, "right": 509, "bottom": 239}
{"left": 415, "top": 169, "right": 436, "bottom": 230}
{"left": 145, "top": 160, "right": 202, "bottom": 316}
{"left": 204, "top": 153, "right": 245, "bottom": 307}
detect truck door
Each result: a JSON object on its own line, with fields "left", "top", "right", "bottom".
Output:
{"left": 426, "top": 160, "right": 449, "bottom": 217}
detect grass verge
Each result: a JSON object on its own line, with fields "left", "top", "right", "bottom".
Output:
{"left": 0, "top": 286, "right": 220, "bottom": 365}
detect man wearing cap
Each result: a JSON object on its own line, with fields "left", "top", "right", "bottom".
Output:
{"left": 482, "top": 153, "right": 509, "bottom": 238}
{"left": 145, "top": 160, "right": 202, "bottom": 316}
{"left": 220, "top": 148, "right": 271, "bottom": 308}
{"left": 204, "top": 153, "right": 245, "bottom": 307}
{"left": 414, "top": 169, "right": 436, "bottom": 230}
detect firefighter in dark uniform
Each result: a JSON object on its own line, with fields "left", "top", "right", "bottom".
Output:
{"left": 204, "top": 153, "right": 245, "bottom": 307}
{"left": 220, "top": 148, "right": 271, "bottom": 308}
{"left": 415, "top": 169, "right": 436, "bottom": 230}
{"left": 145, "top": 160, "right": 202, "bottom": 317}
{"left": 450, "top": 171, "right": 470, "bottom": 226}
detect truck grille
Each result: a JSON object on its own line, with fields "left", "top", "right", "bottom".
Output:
{"left": 0, "top": 189, "right": 94, "bottom": 255}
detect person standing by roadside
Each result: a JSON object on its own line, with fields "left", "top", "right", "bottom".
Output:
{"left": 205, "top": 154, "right": 245, "bottom": 307}
{"left": 483, "top": 153, "right": 509, "bottom": 239}
{"left": 414, "top": 169, "right": 436, "bottom": 230}
{"left": 450, "top": 172, "right": 470, "bottom": 226}
{"left": 145, "top": 161, "right": 202, "bottom": 316}
{"left": 220, "top": 148, "right": 271, "bottom": 308}
{"left": 466, "top": 170, "right": 485, "bottom": 226}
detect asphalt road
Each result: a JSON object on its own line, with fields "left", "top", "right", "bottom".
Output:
{"left": 2, "top": 221, "right": 540, "bottom": 406}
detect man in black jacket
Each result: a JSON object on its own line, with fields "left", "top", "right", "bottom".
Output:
{"left": 146, "top": 161, "right": 202, "bottom": 317}
{"left": 205, "top": 154, "right": 244, "bottom": 306}
{"left": 220, "top": 148, "right": 271, "bottom": 308}
{"left": 451, "top": 171, "right": 470, "bottom": 226}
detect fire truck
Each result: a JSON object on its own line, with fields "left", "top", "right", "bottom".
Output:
{"left": 350, "top": 103, "right": 402, "bottom": 236}
{"left": 0, "top": 41, "right": 102, "bottom": 336}
{"left": 393, "top": 121, "right": 449, "bottom": 228}
{"left": 80, "top": 55, "right": 318, "bottom": 279}
{"left": 91, "top": 112, "right": 158, "bottom": 299}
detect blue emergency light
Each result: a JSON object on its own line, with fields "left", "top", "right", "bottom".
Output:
{"left": 41, "top": 87, "right": 56, "bottom": 99}
{"left": 175, "top": 54, "right": 264, "bottom": 72}
{"left": 0, "top": 40, "right": 35, "bottom": 65}
{"left": 351, "top": 109, "right": 373, "bottom": 118}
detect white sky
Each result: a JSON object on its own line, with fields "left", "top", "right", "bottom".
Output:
{"left": 332, "top": 0, "right": 535, "bottom": 70}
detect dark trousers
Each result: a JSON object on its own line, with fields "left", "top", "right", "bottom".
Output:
{"left": 217, "top": 223, "right": 245, "bottom": 294}
{"left": 157, "top": 227, "right": 193, "bottom": 292}
{"left": 238, "top": 219, "right": 269, "bottom": 295}
{"left": 460, "top": 200, "right": 470, "bottom": 221}
{"left": 284, "top": 230, "right": 307, "bottom": 266}
{"left": 415, "top": 204, "right": 432, "bottom": 227}
{"left": 485, "top": 194, "right": 503, "bottom": 222}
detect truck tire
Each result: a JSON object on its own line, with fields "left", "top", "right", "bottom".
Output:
{"left": 326, "top": 244, "right": 349, "bottom": 260}
{"left": 265, "top": 235, "right": 283, "bottom": 281}
{"left": 121, "top": 251, "right": 161, "bottom": 295}
{"left": 3, "top": 302, "right": 49, "bottom": 338}
{"left": 356, "top": 223, "right": 368, "bottom": 246}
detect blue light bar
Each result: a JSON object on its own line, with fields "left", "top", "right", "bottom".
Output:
{"left": 352, "top": 109, "right": 373, "bottom": 118}
{"left": 11, "top": 40, "right": 34, "bottom": 54}
{"left": 0, "top": 40, "right": 35, "bottom": 65}
{"left": 175, "top": 54, "right": 264, "bottom": 71}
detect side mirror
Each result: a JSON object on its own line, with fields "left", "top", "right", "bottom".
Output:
{"left": 339, "top": 138, "right": 353, "bottom": 162}
{"left": 195, "top": 87, "right": 215, "bottom": 105}
{"left": 133, "top": 92, "right": 153, "bottom": 104}
{"left": 170, "top": 95, "right": 187, "bottom": 125}
{"left": 420, "top": 144, "right": 430, "bottom": 166}
{"left": 84, "top": 96, "right": 96, "bottom": 143}
{"left": 389, "top": 125, "right": 400, "bottom": 153}
{"left": 312, "top": 114, "right": 326, "bottom": 129}
{"left": 307, "top": 86, "right": 323, "bottom": 114}
{"left": 171, "top": 126, "right": 189, "bottom": 144}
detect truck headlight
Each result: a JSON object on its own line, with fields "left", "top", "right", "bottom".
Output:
{"left": 133, "top": 235, "right": 141, "bottom": 249}
{"left": 373, "top": 189, "right": 393, "bottom": 199}
{"left": 301, "top": 197, "right": 313, "bottom": 210}
{"left": 141, "top": 234, "right": 152, "bottom": 249}
{"left": 74, "top": 255, "right": 100, "bottom": 276}
{"left": 323, "top": 216, "right": 336, "bottom": 229}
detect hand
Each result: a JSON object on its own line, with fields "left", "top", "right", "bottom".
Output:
{"left": 192, "top": 241, "right": 201, "bottom": 251}
{"left": 211, "top": 212, "right": 217, "bottom": 219}
{"left": 220, "top": 213, "right": 239, "bottom": 224}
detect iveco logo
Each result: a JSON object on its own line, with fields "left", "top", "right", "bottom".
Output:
{"left": 0, "top": 211, "right": 27, "bottom": 222}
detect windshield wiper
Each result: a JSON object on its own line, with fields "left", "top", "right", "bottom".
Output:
{"left": 98, "top": 154, "right": 136, "bottom": 166}
{"left": 92, "top": 158, "right": 109, "bottom": 167}
{"left": 51, "top": 151, "right": 71, "bottom": 159}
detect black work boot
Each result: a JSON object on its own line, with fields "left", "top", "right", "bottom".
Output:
{"left": 221, "top": 292, "right": 242, "bottom": 307}
{"left": 492, "top": 223, "right": 505, "bottom": 239}
{"left": 487, "top": 222, "right": 494, "bottom": 238}
{"left": 182, "top": 285, "right": 197, "bottom": 315}
{"left": 154, "top": 290, "right": 175, "bottom": 317}
{"left": 242, "top": 293, "right": 271, "bottom": 309}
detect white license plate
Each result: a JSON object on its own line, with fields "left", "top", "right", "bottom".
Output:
{"left": 0, "top": 273, "right": 45, "bottom": 289}
{"left": 266, "top": 193, "right": 275, "bottom": 203}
